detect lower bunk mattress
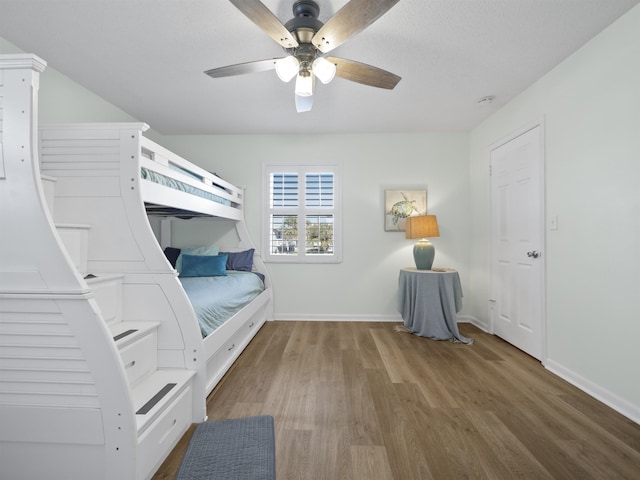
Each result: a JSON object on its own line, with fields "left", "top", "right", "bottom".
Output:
{"left": 180, "top": 271, "right": 265, "bottom": 337}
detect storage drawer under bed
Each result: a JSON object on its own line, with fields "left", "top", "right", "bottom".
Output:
{"left": 206, "top": 316, "right": 262, "bottom": 388}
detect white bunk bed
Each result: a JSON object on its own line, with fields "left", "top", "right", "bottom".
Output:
{"left": 38, "top": 121, "right": 274, "bottom": 398}
{"left": 139, "top": 127, "right": 274, "bottom": 396}
{"left": 0, "top": 54, "right": 271, "bottom": 480}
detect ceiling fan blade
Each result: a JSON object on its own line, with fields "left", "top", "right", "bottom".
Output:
{"left": 312, "top": 0, "right": 400, "bottom": 53}
{"left": 295, "top": 93, "right": 314, "bottom": 113}
{"left": 204, "top": 58, "right": 280, "bottom": 78}
{"left": 229, "top": 0, "right": 299, "bottom": 49}
{"left": 327, "top": 56, "right": 400, "bottom": 89}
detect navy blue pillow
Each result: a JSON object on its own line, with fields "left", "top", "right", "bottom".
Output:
{"left": 163, "top": 247, "right": 181, "bottom": 268}
{"left": 179, "top": 254, "right": 228, "bottom": 277}
{"left": 221, "top": 249, "right": 255, "bottom": 272}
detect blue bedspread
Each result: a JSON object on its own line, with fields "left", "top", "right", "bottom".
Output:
{"left": 141, "top": 167, "right": 231, "bottom": 206}
{"left": 179, "top": 271, "right": 265, "bottom": 337}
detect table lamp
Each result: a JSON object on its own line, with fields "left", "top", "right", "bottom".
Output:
{"left": 406, "top": 215, "right": 440, "bottom": 270}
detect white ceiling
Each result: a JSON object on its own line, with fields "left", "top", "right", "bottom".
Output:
{"left": 1, "top": 0, "right": 638, "bottom": 135}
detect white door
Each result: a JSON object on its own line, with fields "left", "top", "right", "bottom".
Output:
{"left": 490, "top": 124, "right": 544, "bottom": 360}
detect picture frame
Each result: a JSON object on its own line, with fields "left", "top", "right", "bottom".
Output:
{"left": 384, "top": 187, "right": 427, "bottom": 231}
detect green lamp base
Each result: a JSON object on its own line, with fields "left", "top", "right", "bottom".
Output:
{"left": 413, "top": 238, "right": 435, "bottom": 270}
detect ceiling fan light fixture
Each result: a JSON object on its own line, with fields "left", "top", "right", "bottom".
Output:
{"left": 205, "top": 0, "right": 402, "bottom": 112}
{"left": 295, "top": 93, "right": 314, "bottom": 113}
{"left": 295, "top": 72, "right": 314, "bottom": 97}
{"left": 275, "top": 55, "right": 300, "bottom": 82}
{"left": 312, "top": 57, "right": 336, "bottom": 84}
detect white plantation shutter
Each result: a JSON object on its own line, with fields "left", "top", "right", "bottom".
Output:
{"left": 263, "top": 163, "right": 342, "bottom": 264}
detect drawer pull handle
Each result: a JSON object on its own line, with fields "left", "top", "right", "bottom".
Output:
{"left": 158, "top": 418, "right": 179, "bottom": 445}
{"left": 125, "top": 360, "right": 136, "bottom": 369}
{"left": 228, "top": 343, "right": 236, "bottom": 352}
{"left": 249, "top": 322, "right": 255, "bottom": 328}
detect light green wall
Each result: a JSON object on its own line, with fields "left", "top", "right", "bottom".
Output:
{"left": 158, "top": 133, "right": 470, "bottom": 320}
{"left": 1, "top": 38, "right": 139, "bottom": 125}
{"left": 469, "top": 5, "right": 640, "bottom": 418}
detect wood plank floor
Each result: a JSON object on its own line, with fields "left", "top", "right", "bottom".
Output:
{"left": 152, "top": 322, "right": 640, "bottom": 479}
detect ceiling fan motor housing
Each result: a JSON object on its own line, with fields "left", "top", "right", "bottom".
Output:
{"left": 293, "top": 0, "right": 319, "bottom": 18}
{"left": 285, "top": 0, "right": 324, "bottom": 44}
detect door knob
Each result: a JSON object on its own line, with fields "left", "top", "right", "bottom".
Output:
{"left": 527, "top": 250, "right": 540, "bottom": 258}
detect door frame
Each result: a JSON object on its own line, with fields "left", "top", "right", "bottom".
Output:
{"left": 489, "top": 119, "right": 547, "bottom": 363}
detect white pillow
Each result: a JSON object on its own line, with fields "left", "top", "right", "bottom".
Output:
{"left": 175, "top": 245, "right": 219, "bottom": 273}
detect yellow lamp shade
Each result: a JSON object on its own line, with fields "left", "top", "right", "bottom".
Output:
{"left": 405, "top": 215, "right": 439, "bottom": 239}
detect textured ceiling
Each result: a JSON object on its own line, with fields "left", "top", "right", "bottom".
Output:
{"left": 1, "top": 0, "right": 638, "bottom": 135}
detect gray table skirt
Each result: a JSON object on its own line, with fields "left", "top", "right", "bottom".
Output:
{"left": 398, "top": 268, "right": 473, "bottom": 344}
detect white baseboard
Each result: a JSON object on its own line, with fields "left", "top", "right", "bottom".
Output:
{"left": 272, "top": 313, "right": 486, "bottom": 325}
{"left": 544, "top": 359, "right": 640, "bottom": 425}
{"left": 458, "top": 314, "right": 491, "bottom": 332}
{"left": 272, "top": 313, "right": 402, "bottom": 322}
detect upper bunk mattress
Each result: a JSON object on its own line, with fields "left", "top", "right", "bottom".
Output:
{"left": 141, "top": 166, "right": 232, "bottom": 206}
{"left": 179, "top": 271, "right": 265, "bottom": 337}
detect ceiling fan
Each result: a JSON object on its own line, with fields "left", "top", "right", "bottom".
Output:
{"left": 204, "top": 0, "right": 401, "bottom": 112}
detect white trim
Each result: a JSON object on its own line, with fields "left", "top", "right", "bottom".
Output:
{"left": 488, "top": 118, "right": 545, "bottom": 151}
{"left": 273, "top": 313, "right": 482, "bottom": 324}
{"left": 467, "top": 316, "right": 491, "bottom": 332}
{"left": 0, "top": 53, "right": 47, "bottom": 72}
{"left": 456, "top": 314, "right": 477, "bottom": 323}
{"left": 545, "top": 359, "right": 640, "bottom": 425}
{"left": 272, "top": 313, "right": 402, "bottom": 322}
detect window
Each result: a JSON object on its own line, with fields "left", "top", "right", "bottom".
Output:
{"left": 263, "top": 162, "right": 342, "bottom": 263}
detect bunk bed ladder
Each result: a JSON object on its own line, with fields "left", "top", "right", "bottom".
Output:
{"left": 44, "top": 165, "right": 195, "bottom": 480}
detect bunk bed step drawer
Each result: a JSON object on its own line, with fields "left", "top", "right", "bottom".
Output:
{"left": 85, "top": 273, "right": 123, "bottom": 325}
{"left": 119, "top": 331, "right": 157, "bottom": 386}
{"left": 137, "top": 381, "right": 193, "bottom": 480}
{"left": 55, "top": 223, "right": 90, "bottom": 275}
